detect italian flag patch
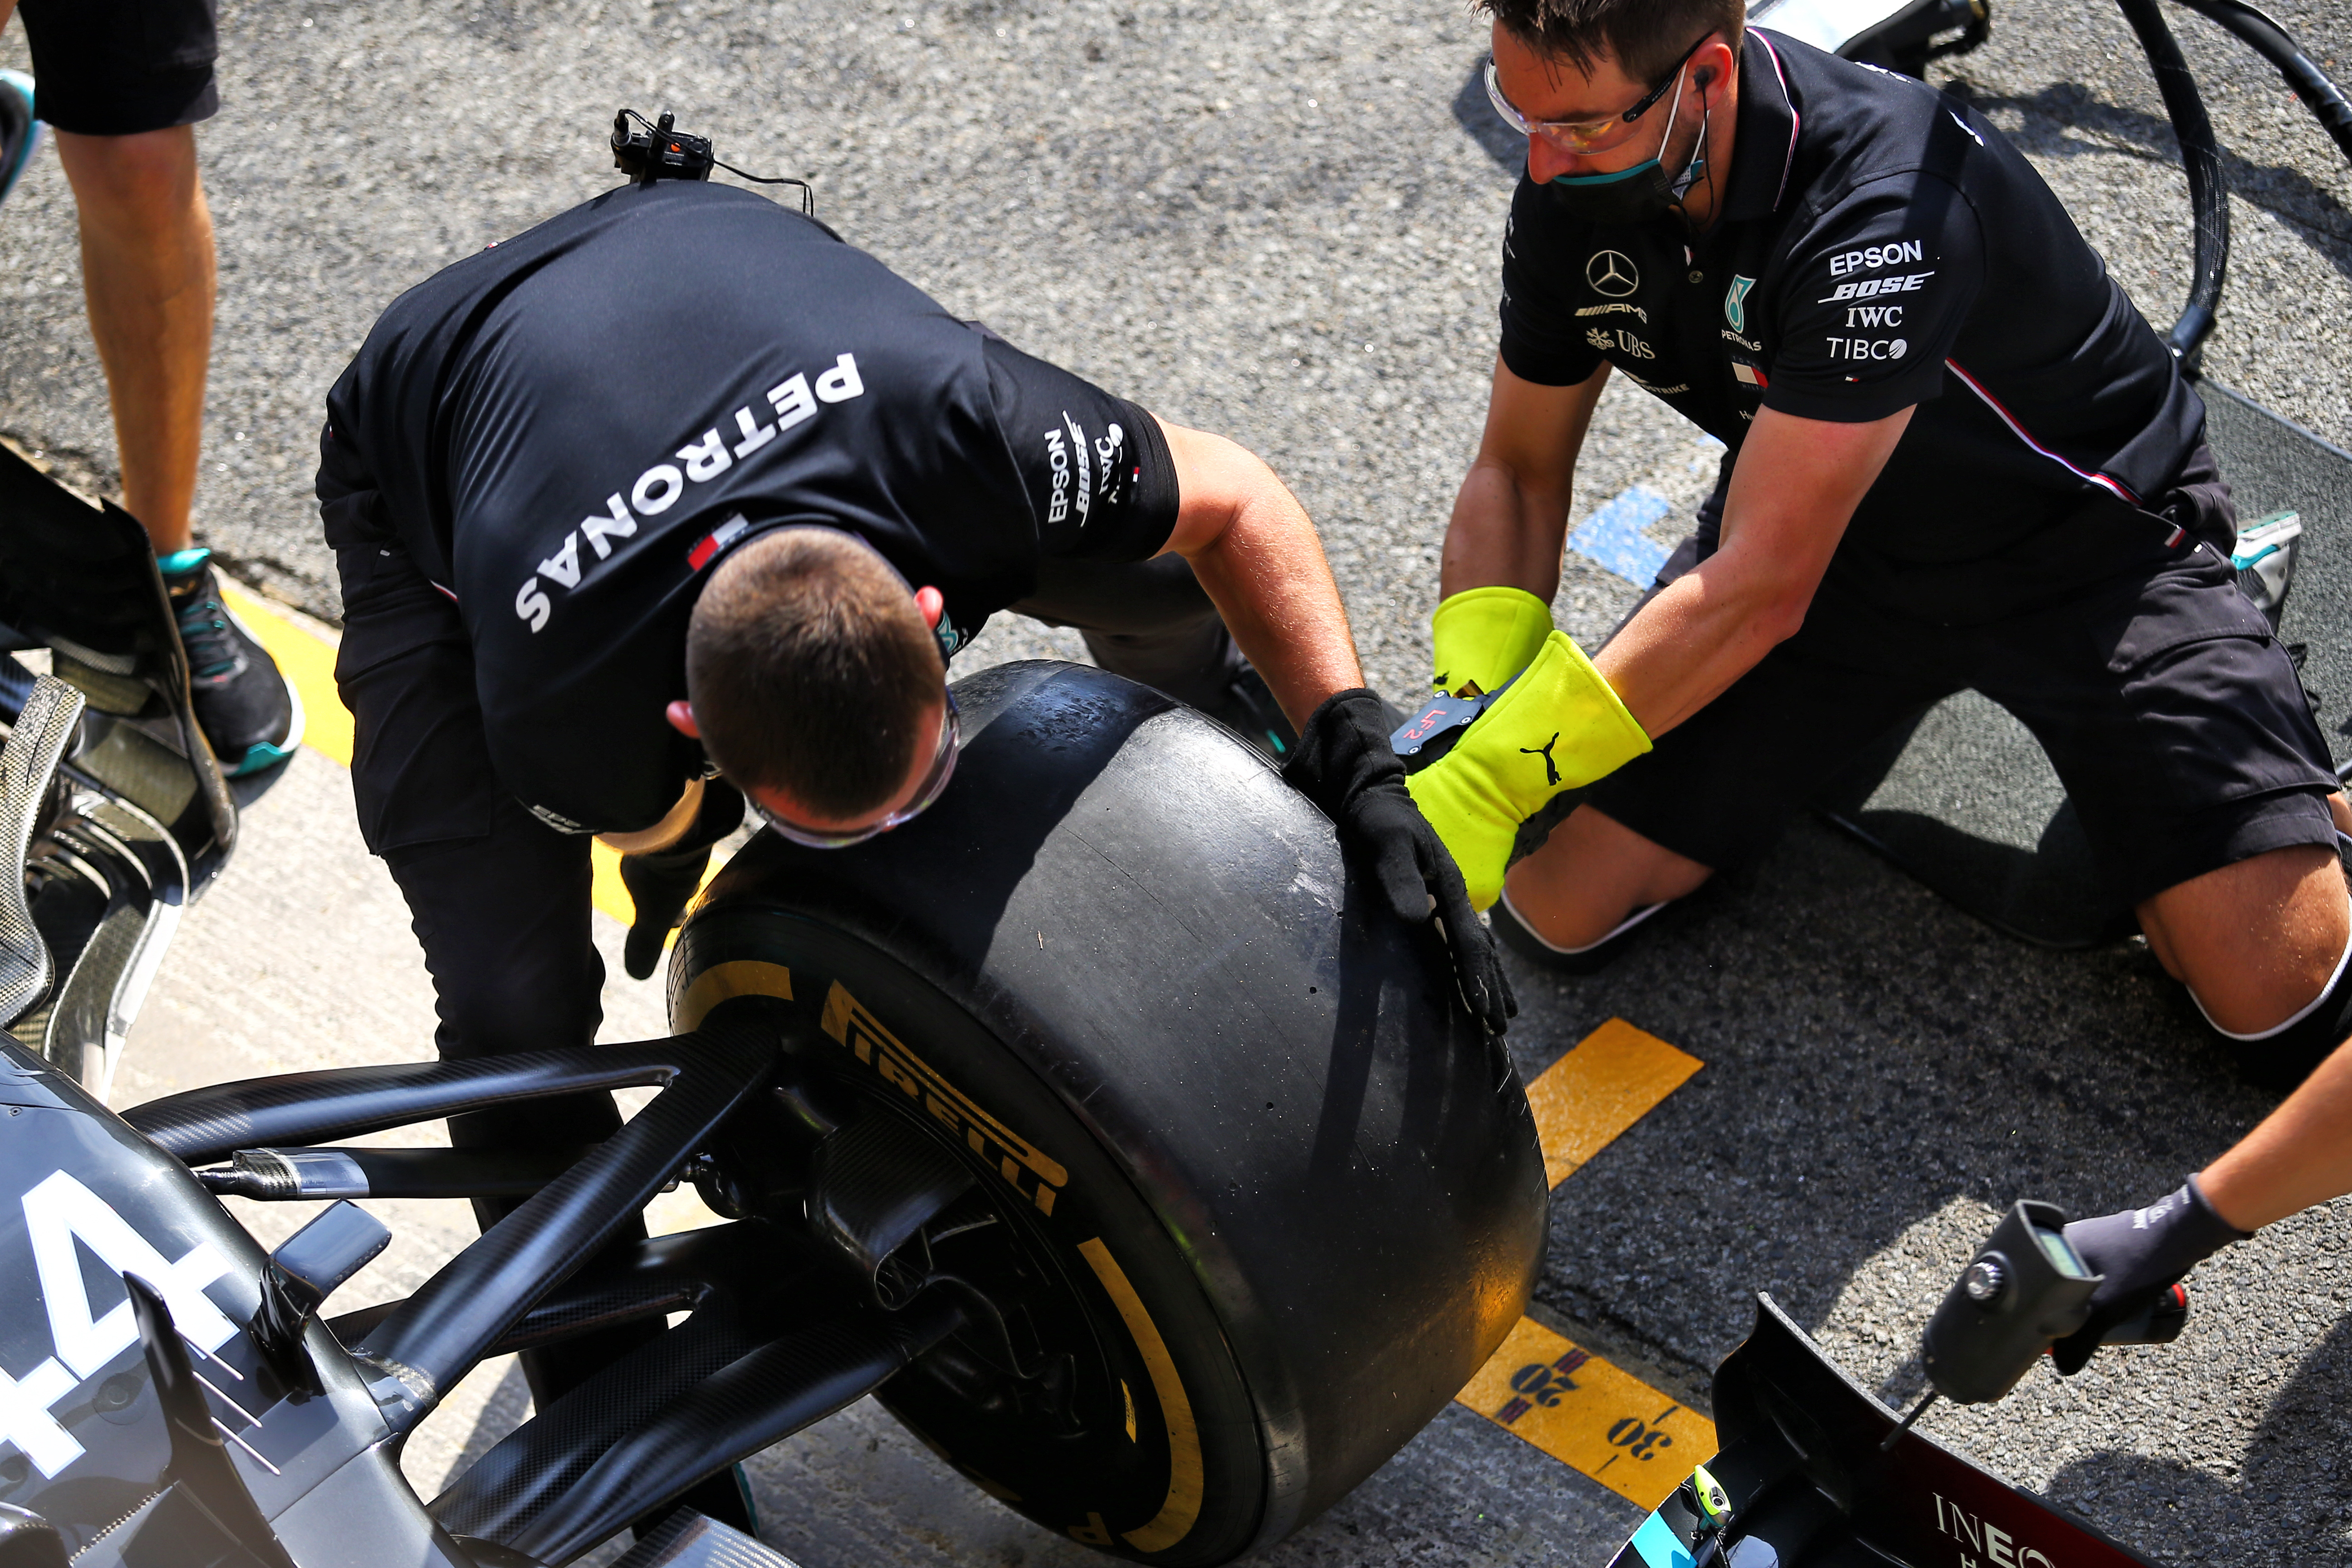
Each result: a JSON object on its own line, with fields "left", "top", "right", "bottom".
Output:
{"left": 1732, "top": 361, "right": 1769, "bottom": 388}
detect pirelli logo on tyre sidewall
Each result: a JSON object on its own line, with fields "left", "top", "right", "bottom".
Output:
{"left": 820, "top": 981, "right": 1069, "bottom": 1217}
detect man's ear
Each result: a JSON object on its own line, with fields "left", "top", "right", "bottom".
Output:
{"left": 666, "top": 700, "right": 701, "bottom": 739}
{"left": 915, "top": 585, "right": 944, "bottom": 630}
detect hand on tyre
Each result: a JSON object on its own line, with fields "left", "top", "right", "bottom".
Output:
{"left": 618, "top": 780, "right": 745, "bottom": 980}
{"left": 1283, "top": 689, "right": 1516, "bottom": 1034}
{"left": 2049, "top": 1175, "right": 2250, "bottom": 1374}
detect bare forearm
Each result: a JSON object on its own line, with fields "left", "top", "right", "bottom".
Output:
{"left": 1592, "top": 564, "right": 1799, "bottom": 738}
{"left": 1183, "top": 482, "right": 1363, "bottom": 730}
{"left": 1153, "top": 419, "right": 1362, "bottom": 727}
{"left": 1441, "top": 457, "right": 1572, "bottom": 602}
{"left": 2199, "top": 1035, "right": 2352, "bottom": 1230}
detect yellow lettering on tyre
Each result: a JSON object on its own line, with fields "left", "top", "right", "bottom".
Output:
{"left": 820, "top": 981, "right": 1069, "bottom": 1216}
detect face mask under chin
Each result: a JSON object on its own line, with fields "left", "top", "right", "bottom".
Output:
{"left": 1543, "top": 72, "right": 1708, "bottom": 227}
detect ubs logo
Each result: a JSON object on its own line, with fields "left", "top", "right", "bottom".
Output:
{"left": 1586, "top": 250, "right": 1641, "bottom": 298}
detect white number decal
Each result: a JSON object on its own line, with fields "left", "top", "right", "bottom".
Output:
{"left": 1, "top": 1171, "right": 239, "bottom": 1478}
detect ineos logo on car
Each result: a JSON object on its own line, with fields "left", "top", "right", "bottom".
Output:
{"left": 1586, "top": 250, "right": 1641, "bottom": 298}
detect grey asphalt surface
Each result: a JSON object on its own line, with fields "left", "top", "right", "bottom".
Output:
{"left": 7, "top": 0, "right": 2352, "bottom": 1564}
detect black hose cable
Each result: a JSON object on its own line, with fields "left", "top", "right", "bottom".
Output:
{"left": 2116, "top": 0, "right": 2231, "bottom": 369}
{"left": 714, "top": 158, "right": 815, "bottom": 216}
{"left": 2172, "top": 0, "right": 2352, "bottom": 166}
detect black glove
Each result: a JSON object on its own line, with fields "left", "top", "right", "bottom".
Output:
{"left": 2050, "top": 1174, "right": 2250, "bottom": 1374}
{"left": 619, "top": 781, "right": 746, "bottom": 980}
{"left": 1282, "top": 689, "right": 1516, "bottom": 1035}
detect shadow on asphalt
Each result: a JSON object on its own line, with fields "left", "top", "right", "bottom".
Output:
{"left": 2047, "top": 1312, "right": 2352, "bottom": 1555}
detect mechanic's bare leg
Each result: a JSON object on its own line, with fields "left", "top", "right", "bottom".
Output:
{"left": 1499, "top": 801, "right": 1714, "bottom": 951}
{"left": 2138, "top": 793, "right": 2352, "bottom": 1035}
{"left": 54, "top": 124, "right": 213, "bottom": 554}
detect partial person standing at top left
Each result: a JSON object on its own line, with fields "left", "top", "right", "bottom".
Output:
{"left": 0, "top": 0, "right": 299, "bottom": 774}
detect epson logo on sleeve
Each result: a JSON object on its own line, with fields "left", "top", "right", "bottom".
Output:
{"left": 1044, "top": 426, "right": 1070, "bottom": 524}
{"left": 1817, "top": 271, "right": 1933, "bottom": 304}
{"left": 512, "top": 352, "right": 867, "bottom": 632}
{"left": 1828, "top": 240, "right": 1925, "bottom": 278}
{"left": 1044, "top": 413, "right": 1098, "bottom": 527}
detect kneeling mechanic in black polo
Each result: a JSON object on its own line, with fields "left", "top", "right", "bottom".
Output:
{"left": 314, "top": 178, "right": 1511, "bottom": 1480}
{"left": 1408, "top": 0, "right": 2351, "bottom": 1088}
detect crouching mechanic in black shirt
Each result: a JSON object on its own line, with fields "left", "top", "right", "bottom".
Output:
{"left": 1408, "top": 0, "right": 2352, "bottom": 1087}
{"left": 314, "top": 179, "right": 1508, "bottom": 1445}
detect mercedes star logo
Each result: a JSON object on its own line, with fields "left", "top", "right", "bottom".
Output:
{"left": 1586, "top": 250, "right": 1641, "bottom": 298}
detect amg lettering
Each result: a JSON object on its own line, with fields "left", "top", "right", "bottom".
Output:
{"left": 821, "top": 982, "right": 1069, "bottom": 1216}
{"left": 1574, "top": 302, "right": 1649, "bottom": 323}
{"left": 1829, "top": 239, "right": 1926, "bottom": 277}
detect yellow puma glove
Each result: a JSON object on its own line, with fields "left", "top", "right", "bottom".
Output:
{"left": 1431, "top": 586, "right": 1553, "bottom": 696}
{"left": 1406, "top": 630, "right": 1651, "bottom": 909}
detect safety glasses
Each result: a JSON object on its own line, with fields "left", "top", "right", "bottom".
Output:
{"left": 1484, "top": 31, "right": 1713, "bottom": 155}
{"left": 752, "top": 688, "right": 962, "bottom": 849}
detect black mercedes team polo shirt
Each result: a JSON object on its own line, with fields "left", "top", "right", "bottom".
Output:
{"left": 318, "top": 181, "right": 1177, "bottom": 833}
{"left": 1499, "top": 29, "right": 2215, "bottom": 621}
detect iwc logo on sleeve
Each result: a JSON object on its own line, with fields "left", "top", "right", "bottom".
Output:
{"left": 1585, "top": 250, "right": 1641, "bottom": 298}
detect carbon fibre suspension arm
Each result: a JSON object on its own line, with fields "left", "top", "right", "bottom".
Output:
{"left": 126, "top": 1000, "right": 788, "bottom": 1433}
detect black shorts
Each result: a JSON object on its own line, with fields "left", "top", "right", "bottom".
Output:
{"left": 1584, "top": 517, "right": 2342, "bottom": 909}
{"left": 15, "top": 0, "right": 219, "bottom": 137}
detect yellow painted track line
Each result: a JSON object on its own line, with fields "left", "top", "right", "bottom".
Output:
{"left": 1457, "top": 1318, "right": 1716, "bottom": 1509}
{"left": 1450, "top": 1019, "right": 1710, "bottom": 1509}
{"left": 218, "top": 579, "right": 668, "bottom": 928}
{"left": 1524, "top": 1018, "right": 1704, "bottom": 1189}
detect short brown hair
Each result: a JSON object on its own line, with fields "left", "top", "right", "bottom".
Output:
{"left": 686, "top": 528, "right": 942, "bottom": 820}
{"left": 1477, "top": 0, "right": 1744, "bottom": 88}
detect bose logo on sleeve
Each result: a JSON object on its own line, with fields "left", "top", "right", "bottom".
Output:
{"left": 1818, "top": 272, "right": 1933, "bottom": 304}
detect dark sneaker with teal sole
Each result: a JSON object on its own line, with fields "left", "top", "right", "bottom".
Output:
{"left": 160, "top": 548, "right": 302, "bottom": 776}
{"left": 0, "top": 70, "right": 41, "bottom": 210}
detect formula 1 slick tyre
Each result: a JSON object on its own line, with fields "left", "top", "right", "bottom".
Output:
{"left": 667, "top": 661, "right": 1546, "bottom": 1565}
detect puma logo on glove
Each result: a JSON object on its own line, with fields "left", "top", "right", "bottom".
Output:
{"left": 1406, "top": 631, "right": 1650, "bottom": 909}
{"left": 1519, "top": 733, "right": 1563, "bottom": 787}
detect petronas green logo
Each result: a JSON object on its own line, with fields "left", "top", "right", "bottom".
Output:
{"left": 1724, "top": 274, "right": 1757, "bottom": 334}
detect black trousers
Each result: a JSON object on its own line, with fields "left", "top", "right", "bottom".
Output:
{"left": 331, "top": 541, "right": 1238, "bottom": 1399}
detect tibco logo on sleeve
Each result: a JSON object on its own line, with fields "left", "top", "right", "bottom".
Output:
{"left": 514, "top": 352, "right": 866, "bottom": 633}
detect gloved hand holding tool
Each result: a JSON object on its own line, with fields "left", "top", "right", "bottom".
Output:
{"left": 1404, "top": 630, "right": 1651, "bottom": 910}
{"left": 1430, "top": 585, "right": 1556, "bottom": 700}
{"left": 1900, "top": 1187, "right": 2223, "bottom": 1443}
{"left": 618, "top": 779, "right": 746, "bottom": 980}
{"left": 1284, "top": 689, "right": 1516, "bottom": 1035}
{"left": 2049, "top": 1175, "right": 2250, "bottom": 1374}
